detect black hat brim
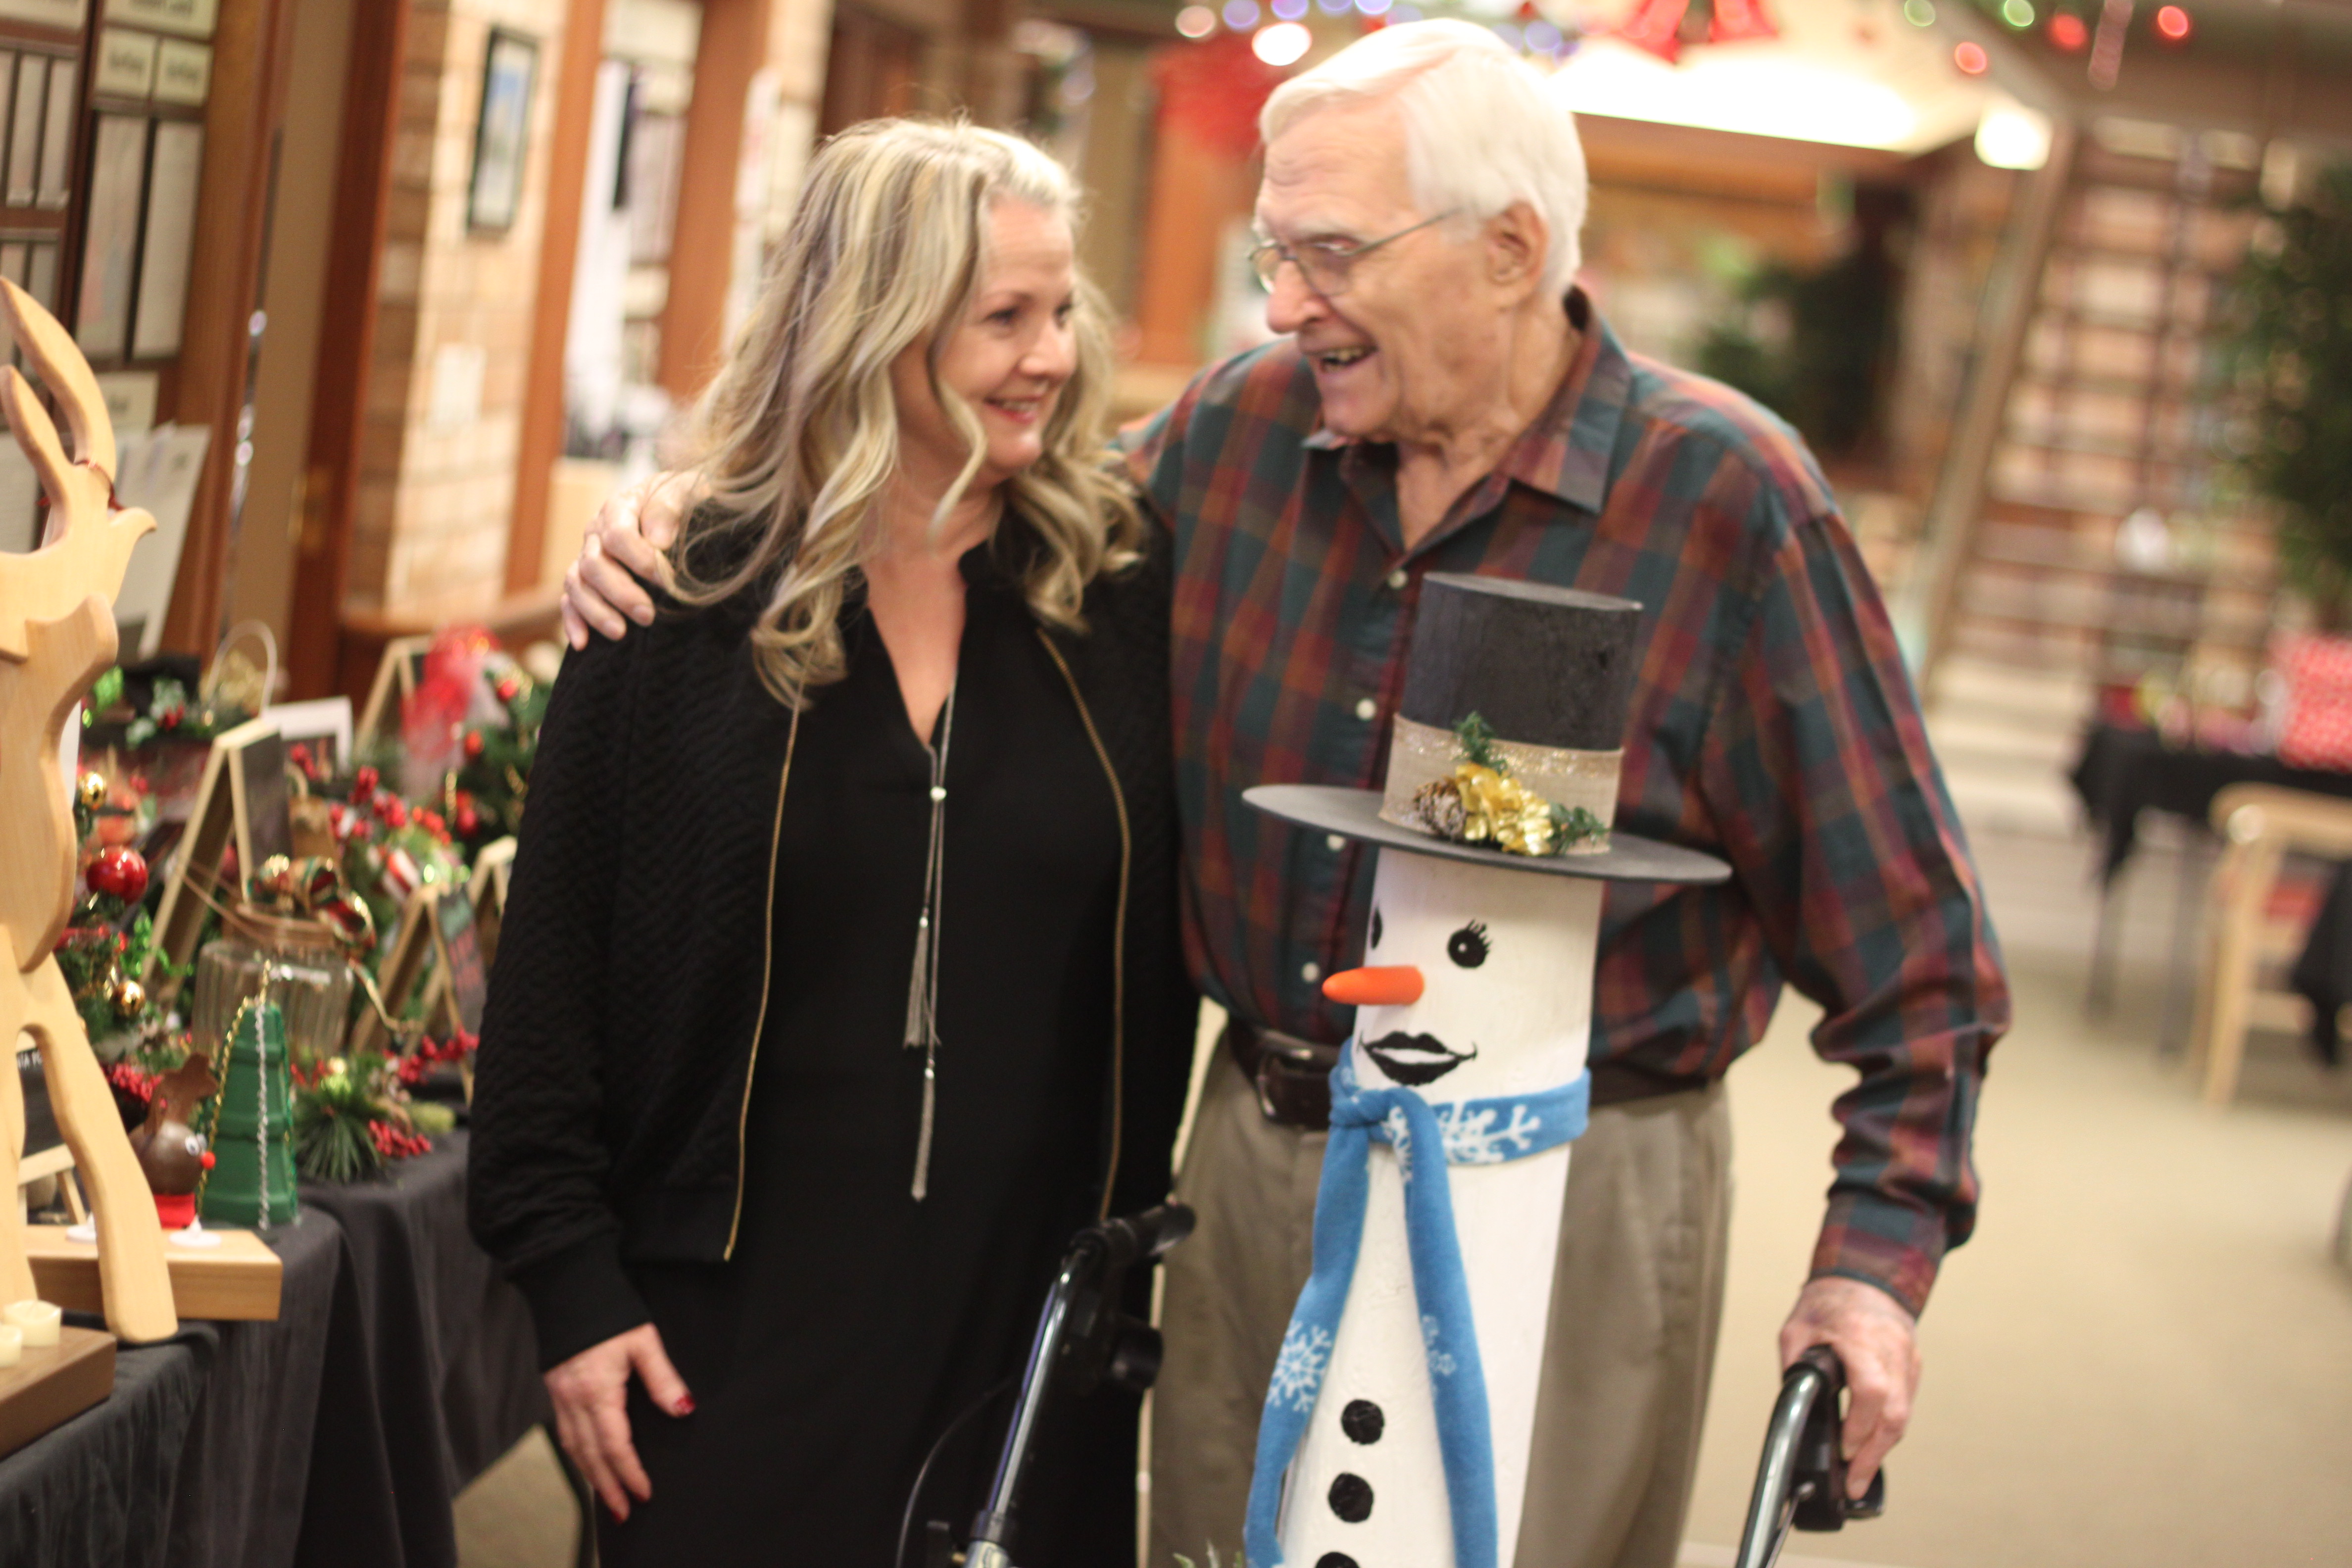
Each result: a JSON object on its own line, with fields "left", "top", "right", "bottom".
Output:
{"left": 1245, "top": 784, "right": 1732, "bottom": 885}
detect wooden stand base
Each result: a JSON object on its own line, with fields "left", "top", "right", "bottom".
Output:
{"left": 24, "top": 1225, "right": 282, "bottom": 1323}
{"left": 0, "top": 1326, "right": 115, "bottom": 1460}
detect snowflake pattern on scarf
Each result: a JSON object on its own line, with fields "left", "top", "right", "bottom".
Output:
{"left": 1436, "top": 1101, "right": 1543, "bottom": 1165}
{"left": 1271, "top": 1323, "right": 1334, "bottom": 1413}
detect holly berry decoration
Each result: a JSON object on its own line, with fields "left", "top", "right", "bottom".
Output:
{"left": 462, "top": 729, "right": 486, "bottom": 761}
{"left": 88, "top": 846, "right": 149, "bottom": 903}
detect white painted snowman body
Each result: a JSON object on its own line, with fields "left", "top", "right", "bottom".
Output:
{"left": 1274, "top": 847, "right": 1603, "bottom": 1568}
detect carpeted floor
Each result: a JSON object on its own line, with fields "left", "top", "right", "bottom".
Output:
{"left": 453, "top": 822, "right": 2352, "bottom": 1567}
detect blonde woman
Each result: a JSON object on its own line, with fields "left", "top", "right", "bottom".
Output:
{"left": 467, "top": 120, "right": 1195, "bottom": 1566}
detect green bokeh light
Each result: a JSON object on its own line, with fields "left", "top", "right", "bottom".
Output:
{"left": 1903, "top": 0, "right": 1936, "bottom": 22}
{"left": 2002, "top": 0, "right": 2036, "bottom": 25}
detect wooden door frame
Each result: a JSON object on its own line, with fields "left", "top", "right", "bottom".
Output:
{"left": 283, "top": 0, "right": 413, "bottom": 700}
{"left": 156, "top": 0, "right": 303, "bottom": 658}
{"left": 504, "top": 0, "right": 609, "bottom": 597}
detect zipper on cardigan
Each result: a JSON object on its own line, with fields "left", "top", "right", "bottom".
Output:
{"left": 1036, "top": 629, "right": 1131, "bottom": 1222}
{"left": 724, "top": 704, "right": 802, "bottom": 1260}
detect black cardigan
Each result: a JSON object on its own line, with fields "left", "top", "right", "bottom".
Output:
{"left": 467, "top": 528, "right": 1197, "bottom": 1368}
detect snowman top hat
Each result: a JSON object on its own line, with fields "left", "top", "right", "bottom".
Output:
{"left": 1247, "top": 573, "right": 1729, "bottom": 884}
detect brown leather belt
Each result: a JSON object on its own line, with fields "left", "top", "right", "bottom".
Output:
{"left": 1224, "top": 1018, "right": 1698, "bottom": 1132}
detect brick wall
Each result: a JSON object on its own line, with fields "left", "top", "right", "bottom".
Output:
{"left": 345, "top": 0, "right": 569, "bottom": 616}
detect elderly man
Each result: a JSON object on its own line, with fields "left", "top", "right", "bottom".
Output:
{"left": 562, "top": 22, "right": 2006, "bottom": 1568}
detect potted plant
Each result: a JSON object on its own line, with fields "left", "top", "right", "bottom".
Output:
{"left": 2228, "top": 161, "right": 2352, "bottom": 625}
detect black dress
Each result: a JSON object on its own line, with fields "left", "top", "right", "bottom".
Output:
{"left": 602, "top": 554, "right": 1134, "bottom": 1566}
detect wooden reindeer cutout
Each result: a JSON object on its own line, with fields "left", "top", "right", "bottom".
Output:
{"left": 0, "top": 276, "right": 176, "bottom": 1342}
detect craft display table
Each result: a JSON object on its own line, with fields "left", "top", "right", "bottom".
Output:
{"left": 0, "top": 1133, "right": 568, "bottom": 1568}
{"left": 2069, "top": 723, "right": 2352, "bottom": 1047}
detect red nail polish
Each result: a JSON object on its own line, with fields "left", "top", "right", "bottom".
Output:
{"left": 675, "top": 1395, "right": 695, "bottom": 1415}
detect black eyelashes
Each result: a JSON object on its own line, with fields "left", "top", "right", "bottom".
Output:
{"left": 1446, "top": 921, "right": 1489, "bottom": 969}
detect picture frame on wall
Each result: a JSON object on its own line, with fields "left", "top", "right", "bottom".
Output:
{"left": 466, "top": 28, "right": 538, "bottom": 234}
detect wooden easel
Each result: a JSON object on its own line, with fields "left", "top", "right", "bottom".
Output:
{"left": 0, "top": 277, "right": 177, "bottom": 1346}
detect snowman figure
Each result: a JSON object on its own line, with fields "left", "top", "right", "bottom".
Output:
{"left": 1242, "top": 575, "right": 1728, "bottom": 1568}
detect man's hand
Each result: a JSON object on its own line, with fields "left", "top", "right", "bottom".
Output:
{"left": 559, "top": 470, "right": 702, "bottom": 649}
{"left": 1777, "top": 1275, "right": 1920, "bottom": 1500}
{"left": 544, "top": 1322, "right": 694, "bottom": 1520}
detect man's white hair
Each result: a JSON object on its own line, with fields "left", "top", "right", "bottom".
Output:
{"left": 1260, "top": 20, "right": 1588, "bottom": 295}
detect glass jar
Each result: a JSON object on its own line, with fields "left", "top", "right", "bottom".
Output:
{"left": 191, "top": 913, "right": 355, "bottom": 1069}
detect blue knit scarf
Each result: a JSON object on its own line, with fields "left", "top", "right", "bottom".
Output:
{"left": 1243, "top": 1045, "right": 1590, "bottom": 1568}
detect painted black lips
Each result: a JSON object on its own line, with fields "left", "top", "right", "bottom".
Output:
{"left": 1361, "top": 1031, "right": 1477, "bottom": 1086}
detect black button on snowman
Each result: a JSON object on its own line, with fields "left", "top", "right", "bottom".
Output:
{"left": 1244, "top": 576, "right": 1728, "bottom": 1568}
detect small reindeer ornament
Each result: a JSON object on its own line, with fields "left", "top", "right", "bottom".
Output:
{"left": 1243, "top": 577, "right": 1727, "bottom": 1568}
{"left": 0, "top": 277, "right": 176, "bottom": 1342}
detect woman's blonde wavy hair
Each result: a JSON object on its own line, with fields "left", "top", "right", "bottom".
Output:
{"left": 670, "top": 117, "right": 1142, "bottom": 709}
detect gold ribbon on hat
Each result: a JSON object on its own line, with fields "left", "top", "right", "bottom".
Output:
{"left": 1380, "top": 713, "right": 1614, "bottom": 858}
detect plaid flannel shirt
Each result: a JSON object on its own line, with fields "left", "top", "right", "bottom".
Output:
{"left": 1120, "top": 293, "right": 2008, "bottom": 1314}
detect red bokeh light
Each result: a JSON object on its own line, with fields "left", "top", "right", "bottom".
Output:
{"left": 2049, "top": 11, "right": 2088, "bottom": 49}
{"left": 2154, "top": 3, "right": 2191, "bottom": 40}
{"left": 1954, "top": 40, "right": 1989, "bottom": 72}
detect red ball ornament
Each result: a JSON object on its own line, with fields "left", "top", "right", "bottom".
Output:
{"left": 463, "top": 729, "right": 486, "bottom": 761}
{"left": 494, "top": 675, "right": 520, "bottom": 703}
{"left": 89, "top": 846, "right": 150, "bottom": 902}
{"left": 456, "top": 804, "right": 480, "bottom": 836}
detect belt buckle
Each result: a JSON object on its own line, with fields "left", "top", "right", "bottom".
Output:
{"left": 1255, "top": 1043, "right": 1333, "bottom": 1129}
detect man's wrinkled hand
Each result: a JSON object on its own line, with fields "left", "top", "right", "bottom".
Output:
{"left": 559, "top": 469, "right": 701, "bottom": 649}
{"left": 1777, "top": 1275, "right": 1921, "bottom": 1500}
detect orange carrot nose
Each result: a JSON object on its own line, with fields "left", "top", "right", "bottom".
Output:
{"left": 1323, "top": 966, "right": 1425, "bottom": 1007}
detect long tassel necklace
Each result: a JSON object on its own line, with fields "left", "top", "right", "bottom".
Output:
{"left": 902, "top": 680, "right": 956, "bottom": 1200}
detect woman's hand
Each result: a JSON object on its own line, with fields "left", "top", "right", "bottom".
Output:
{"left": 544, "top": 1322, "right": 694, "bottom": 1521}
{"left": 559, "top": 470, "right": 702, "bottom": 650}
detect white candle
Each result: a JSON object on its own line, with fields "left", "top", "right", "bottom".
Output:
{"left": 0, "top": 1323, "right": 20, "bottom": 1367}
{"left": 4, "top": 1300, "right": 59, "bottom": 1347}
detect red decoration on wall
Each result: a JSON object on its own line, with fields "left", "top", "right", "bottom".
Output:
{"left": 1616, "top": 0, "right": 1777, "bottom": 63}
{"left": 1154, "top": 32, "right": 1292, "bottom": 157}
{"left": 1709, "top": 0, "right": 1779, "bottom": 44}
{"left": 1616, "top": 0, "right": 1690, "bottom": 61}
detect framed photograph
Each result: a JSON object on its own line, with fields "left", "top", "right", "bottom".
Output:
{"left": 430, "top": 885, "right": 487, "bottom": 1035}
{"left": 264, "top": 695, "right": 353, "bottom": 779}
{"left": 352, "top": 884, "right": 438, "bottom": 1056}
{"left": 465, "top": 834, "right": 515, "bottom": 972}
{"left": 146, "top": 717, "right": 287, "bottom": 986}
{"left": 355, "top": 634, "right": 433, "bottom": 750}
{"left": 467, "top": 29, "right": 538, "bottom": 234}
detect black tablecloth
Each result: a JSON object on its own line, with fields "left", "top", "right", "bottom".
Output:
{"left": 0, "top": 1131, "right": 548, "bottom": 1568}
{"left": 2069, "top": 723, "right": 2352, "bottom": 882}
{"left": 0, "top": 1326, "right": 210, "bottom": 1568}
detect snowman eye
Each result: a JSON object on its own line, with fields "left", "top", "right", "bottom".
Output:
{"left": 1446, "top": 922, "right": 1490, "bottom": 968}
{"left": 1369, "top": 907, "right": 1383, "bottom": 949}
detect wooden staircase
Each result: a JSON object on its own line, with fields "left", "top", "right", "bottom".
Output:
{"left": 1923, "top": 124, "right": 2276, "bottom": 836}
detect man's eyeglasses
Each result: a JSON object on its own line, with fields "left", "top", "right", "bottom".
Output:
{"left": 1247, "top": 211, "right": 1458, "bottom": 297}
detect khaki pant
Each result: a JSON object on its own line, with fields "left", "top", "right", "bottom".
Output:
{"left": 1150, "top": 1054, "right": 1731, "bottom": 1568}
